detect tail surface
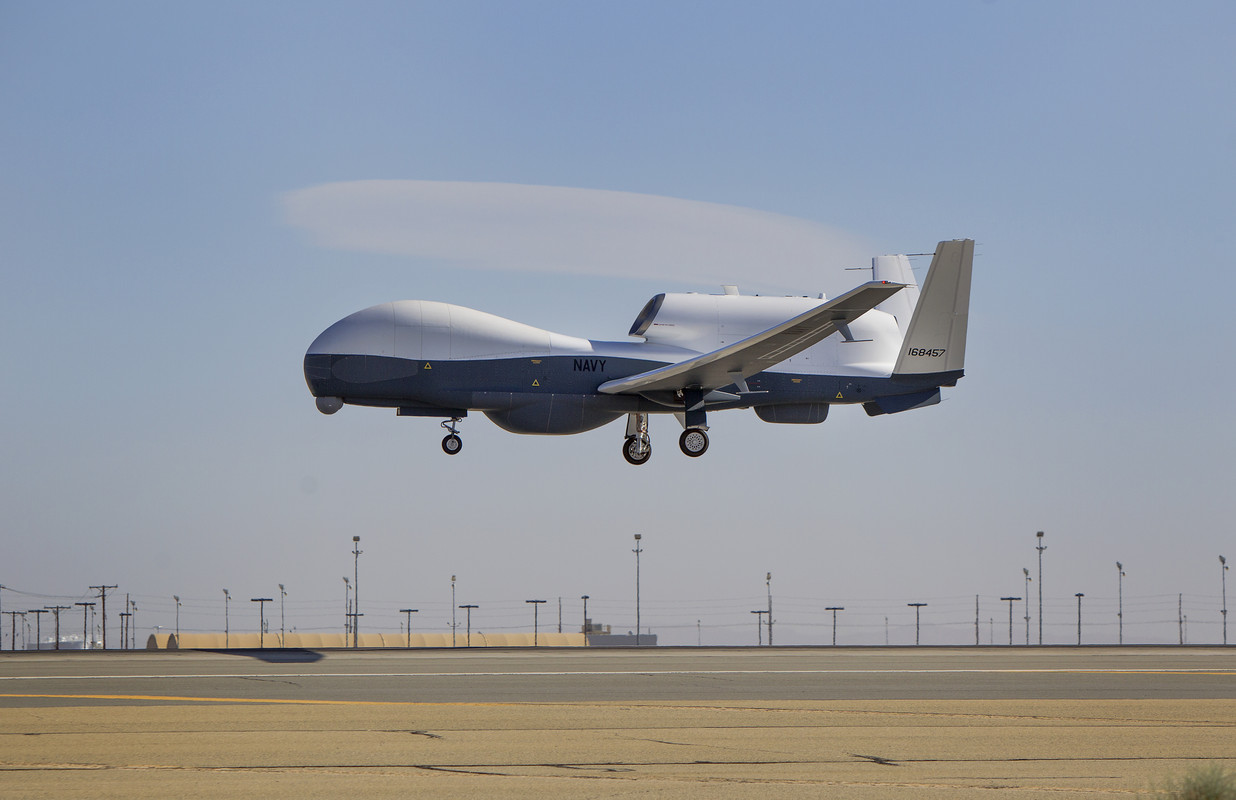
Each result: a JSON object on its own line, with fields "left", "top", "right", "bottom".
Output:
{"left": 892, "top": 239, "right": 973, "bottom": 377}
{"left": 872, "top": 253, "right": 920, "bottom": 335}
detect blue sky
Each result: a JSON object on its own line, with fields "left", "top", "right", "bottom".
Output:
{"left": 2, "top": 1, "right": 1234, "bottom": 647}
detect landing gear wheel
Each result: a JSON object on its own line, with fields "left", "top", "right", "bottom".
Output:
{"left": 623, "top": 435, "right": 652, "bottom": 466}
{"left": 679, "top": 428, "right": 709, "bottom": 457}
{"left": 441, "top": 434, "right": 463, "bottom": 455}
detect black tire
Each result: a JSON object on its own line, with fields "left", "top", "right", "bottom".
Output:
{"left": 441, "top": 434, "right": 463, "bottom": 455}
{"left": 679, "top": 428, "right": 709, "bottom": 457}
{"left": 623, "top": 436, "right": 652, "bottom": 465}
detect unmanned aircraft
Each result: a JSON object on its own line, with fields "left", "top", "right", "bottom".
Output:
{"left": 305, "top": 238, "right": 973, "bottom": 464}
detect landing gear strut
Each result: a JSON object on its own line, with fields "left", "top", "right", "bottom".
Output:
{"left": 622, "top": 412, "right": 651, "bottom": 466}
{"left": 441, "top": 417, "right": 463, "bottom": 455}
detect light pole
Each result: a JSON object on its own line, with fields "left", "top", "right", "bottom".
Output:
{"left": 1001, "top": 597, "right": 1020, "bottom": 646}
{"left": 278, "top": 584, "right": 287, "bottom": 648}
{"left": 908, "top": 603, "right": 927, "bottom": 645}
{"left": 526, "top": 600, "right": 547, "bottom": 646}
{"left": 342, "top": 577, "right": 350, "bottom": 640}
{"left": 1035, "top": 531, "right": 1046, "bottom": 644}
{"left": 1075, "top": 593, "right": 1085, "bottom": 645}
{"left": 251, "top": 598, "right": 272, "bottom": 648}
{"left": 581, "top": 595, "right": 590, "bottom": 635}
{"left": 1023, "top": 568, "right": 1032, "bottom": 645}
{"left": 751, "top": 610, "right": 767, "bottom": 645}
{"left": 173, "top": 596, "right": 181, "bottom": 641}
{"left": 223, "top": 589, "right": 230, "bottom": 648}
{"left": 75, "top": 602, "right": 95, "bottom": 649}
{"left": 633, "top": 534, "right": 643, "bottom": 645}
{"left": 1116, "top": 563, "right": 1125, "bottom": 645}
{"left": 351, "top": 536, "right": 362, "bottom": 648}
{"left": 400, "top": 609, "right": 418, "bottom": 647}
{"left": 766, "top": 572, "right": 774, "bottom": 647}
{"left": 826, "top": 607, "right": 844, "bottom": 646}
{"left": 459, "top": 604, "right": 477, "bottom": 647}
{"left": 1221, "top": 556, "right": 1228, "bottom": 645}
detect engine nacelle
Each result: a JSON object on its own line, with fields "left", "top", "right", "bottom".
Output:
{"left": 628, "top": 292, "right": 824, "bottom": 352}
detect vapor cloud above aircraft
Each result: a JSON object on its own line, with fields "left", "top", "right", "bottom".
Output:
{"left": 282, "top": 180, "right": 875, "bottom": 287}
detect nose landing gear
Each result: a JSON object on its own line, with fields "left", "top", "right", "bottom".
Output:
{"left": 622, "top": 412, "right": 651, "bottom": 466}
{"left": 441, "top": 417, "right": 464, "bottom": 455}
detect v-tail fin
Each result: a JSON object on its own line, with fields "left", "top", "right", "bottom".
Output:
{"left": 892, "top": 239, "right": 973, "bottom": 377}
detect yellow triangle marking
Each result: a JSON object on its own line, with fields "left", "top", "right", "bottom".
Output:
{"left": 532, "top": 379, "right": 540, "bottom": 387}
{"left": 835, "top": 392, "right": 844, "bottom": 399}
{"left": 424, "top": 362, "right": 432, "bottom": 369}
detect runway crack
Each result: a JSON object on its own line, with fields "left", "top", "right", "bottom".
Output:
{"left": 850, "top": 753, "right": 899, "bottom": 766}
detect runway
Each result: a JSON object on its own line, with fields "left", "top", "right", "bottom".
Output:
{"left": 3, "top": 647, "right": 1235, "bottom": 798}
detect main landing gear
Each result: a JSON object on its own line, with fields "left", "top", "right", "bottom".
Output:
{"left": 679, "top": 428, "right": 709, "bottom": 457}
{"left": 441, "top": 417, "right": 463, "bottom": 455}
{"left": 620, "top": 412, "right": 710, "bottom": 464}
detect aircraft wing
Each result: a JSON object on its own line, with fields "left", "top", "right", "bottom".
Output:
{"left": 598, "top": 281, "right": 904, "bottom": 396}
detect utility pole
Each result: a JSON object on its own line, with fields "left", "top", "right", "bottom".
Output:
{"left": 1001, "top": 597, "right": 1020, "bottom": 646}
{"left": 1023, "top": 569, "right": 1032, "bottom": 645}
{"left": 751, "top": 609, "right": 767, "bottom": 645}
{"left": 278, "top": 584, "right": 287, "bottom": 648}
{"left": 75, "top": 602, "right": 95, "bottom": 649}
{"left": 581, "top": 595, "right": 589, "bottom": 635}
{"left": 89, "top": 585, "right": 117, "bottom": 649}
{"left": 223, "top": 589, "right": 230, "bottom": 648}
{"left": 908, "top": 603, "right": 927, "bottom": 645}
{"left": 173, "top": 596, "right": 181, "bottom": 642}
{"left": 766, "top": 572, "right": 774, "bottom": 647}
{"left": 1116, "top": 562, "right": 1125, "bottom": 645}
{"left": 633, "top": 534, "right": 643, "bottom": 646}
{"left": 558, "top": 597, "right": 562, "bottom": 634}
{"left": 351, "top": 536, "right": 362, "bottom": 648}
{"left": 459, "top": 604, "right": 477, "bottom": 647}
{"left": 826, "top": 607, "right": 844, "bottom": 646}
{"left": 129, "top": 600, "right": 137, "bottom": 649}
{"left": 251, "top": 598, "right": 272, "bottom": 648}
{"left": 47, "top": 606, "right": 71, "bottom": 650}
{"left": 526, "top": 599, "right": 546, "bottom": 646}
{"left": 1179, "top": 593, "right": 1184, "bottom": 645}
{"left": 451, "top": 575, "right": 457, "bottom": 647}
{"left": 118, "top": 611, "right": 130, "bottom": 650}
{"left": 974, "top": 595, "right": 980, "bottom": 645}
{"left": 3, "top": 611, "right": 20, "bottom": 651}
{"left": 28, "top": 608, "right": 47, "bottom": 650}
{"left": 1075, "top": 593, "right": 1085, "bottom": 645}
{"left": 400, "top": 609, "right": 417, "bottom": 648}
{"left": 1035, "top": 531, "right": 1046, "bottom": 645}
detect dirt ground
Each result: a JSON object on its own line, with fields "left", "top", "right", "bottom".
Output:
{"left": 3, "top": 698, "right": 1234, "bottom": 798}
